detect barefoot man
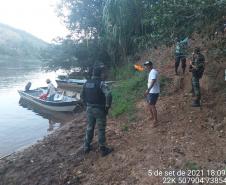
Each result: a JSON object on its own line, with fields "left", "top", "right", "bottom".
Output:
{"left": 144, "top": 61, "right": 160, "bottom": 127}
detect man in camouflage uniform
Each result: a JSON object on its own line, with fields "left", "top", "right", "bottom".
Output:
{"left": 81, "top": 67, "right": 113, "bottom": 157}
{"left": 175, "top": 37, "right": 188, "bottom": 75}
{"left": 189, "top": 47, "right": 205, "bottom": 107}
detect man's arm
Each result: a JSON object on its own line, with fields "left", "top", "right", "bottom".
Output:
{"left": 145, "top": 70, "right": 157, "bottom": 95}
{"left": 180, "top": 37, "right": 188, "bottom": 45}
{"left": 190, "top": 54, "right": 205, "bottom": 70}
{"left": 147, "top": 79, "right": 156, "bottom": 92}
{"left": 145, "top": 79, "right": 156, "bottom": 96}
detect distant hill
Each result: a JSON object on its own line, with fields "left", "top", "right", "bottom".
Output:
{"left": 0, "top": 23, "right": 48, "bottom": 60}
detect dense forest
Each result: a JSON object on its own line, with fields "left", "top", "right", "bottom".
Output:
{"left": 44, "top": 0, "right": 226, "bottom": 70}
{"left": 0, "top": 23, "right": 48, "bottom": 60}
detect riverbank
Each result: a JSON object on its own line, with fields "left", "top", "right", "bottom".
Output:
{"left": 1, "top": 73, "right": 226, "bottom": 185}
{"left": 0, "top": 112, "right": 87, "bottom": 185}
{"left": 1, "top": 37, "right": 226, "bottom": 184}
{"left": 1, "top": 72, "right": 226, "bottom": 184}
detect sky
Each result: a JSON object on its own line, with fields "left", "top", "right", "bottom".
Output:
{"left": 0, "top": 0, "right": 69, "bottom": 43}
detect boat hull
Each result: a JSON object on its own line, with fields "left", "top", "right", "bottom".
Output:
{"left": 18, "top": 90, "right": 78, "bottom": 112}
{"left": 56, "top": 79, "right": 115, "bottom": 90}
{"left": 56, "top": 80, "right": 84, "bottom": 90}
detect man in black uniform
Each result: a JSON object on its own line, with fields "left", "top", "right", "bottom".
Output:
{"left": 81, "top": 67, "right": 113, "bottom": 157}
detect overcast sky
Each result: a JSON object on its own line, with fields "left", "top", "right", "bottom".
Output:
{"left": 0, "top": 0, "right": 69, "bottom": 43}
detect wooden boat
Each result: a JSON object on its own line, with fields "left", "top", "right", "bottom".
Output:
{"left": 18, "top": 88, "right": 80, "bottom": 112}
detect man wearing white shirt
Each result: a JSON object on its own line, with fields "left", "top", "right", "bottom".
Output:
{"left": 144, "top": 61, "right": 160, "bottom": 127}
{"left": 46, "top": 79, "right": 57, "bottom": 101}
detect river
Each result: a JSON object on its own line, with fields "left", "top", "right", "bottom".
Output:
{"left": 0, "top": 59, "right": 75, "bottom": 158}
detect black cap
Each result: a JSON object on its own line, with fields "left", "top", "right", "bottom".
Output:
{"left": 144, "top": 61, "right": 153, "bottom": 66}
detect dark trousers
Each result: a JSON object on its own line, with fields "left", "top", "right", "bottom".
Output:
{"left": 175, "top": 55, "right": 186, "bottom": 74}
{"left": 192, "top": 76, "right": 201, "bottom": 100}
{"left": 84, "top": 106, "right": 107, "bottom": 149}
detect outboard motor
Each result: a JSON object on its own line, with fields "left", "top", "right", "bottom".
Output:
{"left": 25, "top": 82, "right": 32, "bottom": 91}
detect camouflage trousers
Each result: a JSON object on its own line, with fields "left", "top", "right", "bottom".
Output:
{"left": 84, "top": 106, "right": 106, "bottom": 149}
{"left": 191, "top": 76, "right": 201, "bottom": 100}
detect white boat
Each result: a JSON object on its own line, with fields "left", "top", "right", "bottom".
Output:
{"left": 18, "top": 88, "right": 80, "bottom": 112}
{"left": 56, "top": 78, "right": 115, "bottom": 89}
{"left": 56, "top": 78, "right": 87, "bottom": 89}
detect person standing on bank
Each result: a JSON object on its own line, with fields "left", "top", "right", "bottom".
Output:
{"left": 175, "top": 37, "right": 188, "bottom": 75}
{"left": 144, "top": 61, "right": 160, "bottom": 127}
{"left": 81, "top": 67, "right": 113, "bottom": 157}
{"left": 189, "top": 47, "right": 205, "bottom": 107}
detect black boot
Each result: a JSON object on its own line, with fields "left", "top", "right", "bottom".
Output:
{"left": 84, "top": 145, "right": 92, "bottom": 154}
{"left": 192, "top": 99, "right": 200, "bottom": 107}
{"left": 100, "top": 146, "right": 113, "bottom": 157}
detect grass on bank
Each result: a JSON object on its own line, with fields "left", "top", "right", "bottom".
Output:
{"left": 109, "top": 64, "right": 172, "bottom": 120}
{"left": 110, "top": 64, "right": 146, "bottom": 118}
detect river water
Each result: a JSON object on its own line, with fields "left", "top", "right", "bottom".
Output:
{"left": 0, "top": 59, "right": 75, "bottom": 158}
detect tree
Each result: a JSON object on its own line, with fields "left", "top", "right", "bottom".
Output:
{"left": 58, "top": 0, "right": 105, "bottom": 40}
{"left": 103, "top": 0, "right": 142, "bottom": 65}
{"left": 53, "top": 0, "right": 226, "bottom": 70}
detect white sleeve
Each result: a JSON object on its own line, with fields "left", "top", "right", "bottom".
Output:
{"left": 150, "top": 70, "right": 157, "bottom": 80}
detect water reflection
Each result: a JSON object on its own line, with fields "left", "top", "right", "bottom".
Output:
{"left": 0, "top": 59, "right": 76, "bottom": 157}
{"left": 18, "top": 98, "right": 75, "bottom": 132}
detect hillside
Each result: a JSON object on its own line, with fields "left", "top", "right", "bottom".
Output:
{"left": 0, "top": 23, "right": 48, "bottom": 59}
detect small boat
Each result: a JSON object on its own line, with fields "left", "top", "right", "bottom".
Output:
{"left": 18, "top": 88, "right": 80, "bottom": 112}
{"left": 56, "top": 78, "right": 87, "bottom": 89}
{"left": 56, "top": 78, "right": 115, "bottom": 89}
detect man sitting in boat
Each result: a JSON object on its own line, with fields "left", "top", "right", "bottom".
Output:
{"left": 46, "top": 79, "right": 57, "bottom": 101}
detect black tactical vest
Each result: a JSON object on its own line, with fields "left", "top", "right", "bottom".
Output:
{"left": 84, "top": 79, "right": 106, "bottom": 106}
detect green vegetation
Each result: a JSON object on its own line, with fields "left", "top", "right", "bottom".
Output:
{"left": 110, "top": 65, "right": 146, "bottom": 118}
{"left": 109, "top": 64, "right": 172, "bottom": 118}
{"left": 159, "top": 75, "right": 172, "bottom": 96}
{"left": 44, "top": 0, "right": 226, "bottom": 117}
{"left": 46, "top": 0, "right": 226, "bottom": 70}
{"left": 0, "top": 23, "right": 48, "bottom": 59}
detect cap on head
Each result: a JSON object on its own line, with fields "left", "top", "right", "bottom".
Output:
{"left": 46, "top": 79, "right": 51, "bottom": 83}
{"left": 144, "top": 60, "right": 153, "bottom": 66}
{"left": 194, "top": 47, "right": 201, "bottom": 54}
